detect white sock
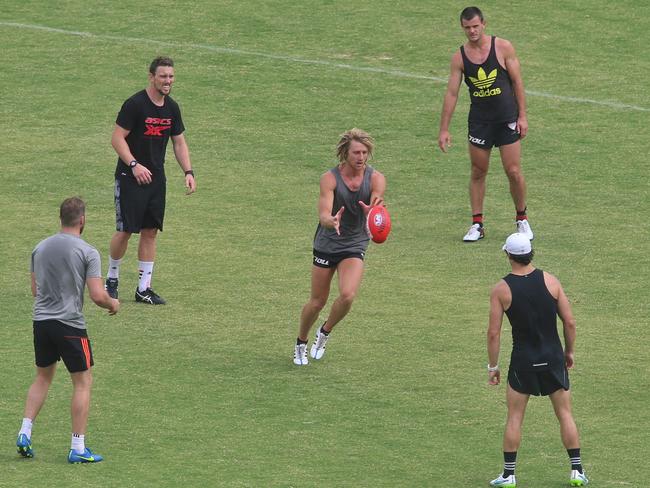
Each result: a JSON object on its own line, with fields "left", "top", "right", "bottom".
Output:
{"left": 19, "top": 418, "right": 33, "bottom": 438}
{"left": 71, "top": 433, "right": 85, "bottom": 454}
{"left": 107, "top": 257, "right": 122, "bottom": 279}
{"left": 138, "top": 261, "right": 154, "bottom": 292}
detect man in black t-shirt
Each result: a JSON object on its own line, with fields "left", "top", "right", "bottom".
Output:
{"left": 438, "top": 7, "right": 533, "bottom": 243}
{"left": 485, "top": 233, "right": 588, "bottom": 487}
{"left": 106, "top": 57, "right": 196, "bottom": 305}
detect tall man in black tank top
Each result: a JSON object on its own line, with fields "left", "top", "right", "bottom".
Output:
{"left": 438, "top": 7, "right": 534, "bottom": 243}
{"left": 486, "top": 233, "right": 588, "bottom": 487}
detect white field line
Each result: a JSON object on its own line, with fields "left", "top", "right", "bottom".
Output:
{"left": 2, "top": 21, "right": 648, "bottom": 112}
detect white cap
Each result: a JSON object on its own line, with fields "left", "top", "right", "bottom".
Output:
{"left": 502, "top": 233, "right": 532, "bottom": 255}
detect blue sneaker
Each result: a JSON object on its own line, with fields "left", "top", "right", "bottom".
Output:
{"left": 68, "top": 447, "right": 104, "bottom": 464}
{"left": 16, "top": 433, "right": 34, "bottom": 458}
{"left": 570, "top": 469, "right": 589, "bottom": 486}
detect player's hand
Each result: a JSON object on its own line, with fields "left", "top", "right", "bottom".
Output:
{"left": 488, "top": 370, "right": 500, "bottom": 385}
{"left": 358, "top": 198, "right": 384, "bottom": 216}
{"left": 332, "top": 206, "right": 344, "bottom": 235}
{"left": 370, "top": 195, "right": 384, "bottom": 207}
{"left": 185, "top": 174, "right": 196, "bottom": 195}
{"left": 517, "top": 115, "right": 528, "bottom": 139}
{"left": 133, "top": 164, "right": 153, "bottom": 185}
{"left": 108, "top": 298, "right": 120, "bottom": 315}
{"left": 565, "top": 351, "right": 575, "bottom": 369}
{"left": 438, "top": 130, "right": 452, "bottom": 153}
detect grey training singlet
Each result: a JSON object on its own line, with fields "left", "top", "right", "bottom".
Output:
{"left": 31, "top": 232, "right": 102, "bottom": 329}
{"left": 313, "top": 165, "right": 373, "bottom": 255}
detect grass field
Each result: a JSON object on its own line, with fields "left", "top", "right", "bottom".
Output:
{"left": 1, "top": 2, "right": 649, "bottom": 487}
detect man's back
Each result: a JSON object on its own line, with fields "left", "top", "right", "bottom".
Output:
{"left": 503, "top": 268, "right": 564, "bottom": 370}
{"left": 31, "top": 233, "right": 101, "bottom": 329}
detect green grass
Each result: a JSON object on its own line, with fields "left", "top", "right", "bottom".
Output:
{"left": 1, "top": 2, "right": 649, "bottom": 486}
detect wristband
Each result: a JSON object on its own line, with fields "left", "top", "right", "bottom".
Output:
{"left": 487, "top": 364, "right": 499, "bottom": 372}
{"left": 128, "top": 159, "right": 137, "bottom": 168}
{"left": 184, "top": 170, "right": 194, "bottom": 177}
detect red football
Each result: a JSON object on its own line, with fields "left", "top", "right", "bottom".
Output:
{"left": 366, "top": 206, "right": 391, "bottom": 243}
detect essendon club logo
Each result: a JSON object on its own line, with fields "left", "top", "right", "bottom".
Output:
{"left": 144, "top": 117, "right": 172, "bottom": 137}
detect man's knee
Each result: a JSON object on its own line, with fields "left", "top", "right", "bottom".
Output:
{"left": 338, "top": 290, "right": 357, "bottom": 306}
{"left": 309, "top": 296, "right": 328, "bottom": 312}
{"left": 71, "top": 370, "right": 93, "bottom": 390}
{"left": 140, "top": 228, "right": 158, "bottom": 240}
{"left": 470, "top": 165, "right": 488, "bottom": 181}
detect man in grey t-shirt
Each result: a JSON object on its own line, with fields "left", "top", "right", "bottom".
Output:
{"left": 16, "top": 197, "right": 119, "bottom": 464}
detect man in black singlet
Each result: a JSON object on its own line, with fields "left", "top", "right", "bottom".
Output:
{"left": 438, "top": 6, "right": 534, "bottom": 243}
{"left": 485, "top": 233, "right": 588, "bottom": 487}
{"left": 106, "top": 57, "right": 197, "bottom": 305}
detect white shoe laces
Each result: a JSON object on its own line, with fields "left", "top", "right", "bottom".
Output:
{"left": 295, "top": 344, "right": 307, "bottom": 363}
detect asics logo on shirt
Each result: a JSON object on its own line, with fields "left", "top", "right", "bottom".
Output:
{"left": 143, "top": 117, "right": 172, "bottom": 137}
{"left": 144, "top": 125, "right": 171, "bottom": 136}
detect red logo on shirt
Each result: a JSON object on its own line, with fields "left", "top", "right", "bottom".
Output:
{"left": 143, "top": 117, "right": 172, "bottom": 137}
{"left": 144, "top": 125, "right": 171, "bottom": 136}
{"left": 145, "top": 118, "right": 172, "bottom": 125}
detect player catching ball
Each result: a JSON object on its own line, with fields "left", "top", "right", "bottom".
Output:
{"left": 293, "top": 128, "right": 386, "bottom": 366}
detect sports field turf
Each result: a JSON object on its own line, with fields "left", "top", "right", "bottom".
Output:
{"left": 1, "top": 2, "right": 648, "bottom": 486}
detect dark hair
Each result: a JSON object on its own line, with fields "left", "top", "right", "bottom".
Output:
{"left": 60, "top": 197, "right": 85, "bottom": 227}
{"left": 508, "top": 250, "right": 534, "bottom": 265}
{"left": 460, "top": 6, "right": 484, "bottom": 23}
{"left": 149, "top": 56, "right": 174, "bottom": 74}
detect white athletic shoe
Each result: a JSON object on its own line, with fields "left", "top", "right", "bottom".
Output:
{"left": 310, "top": 328, "right": 330, "bottom": 360}
{"left": 570, "top": 469, "right": 589, "bottom": 486}
{"left": 463, "top": 223, "right": 484, "bottom": 242}
{"left": 293, "top": 343, "right": 308, "bottom": 366}
{"left": 516, "top": 219, "right": 534, "bottom": 240}
{"left": 489, "top": 474, "right": 516, "bottom": 487}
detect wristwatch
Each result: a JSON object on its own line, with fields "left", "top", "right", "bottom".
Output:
{"left": 128, "top": 160, "right": 137, "bottom": 168}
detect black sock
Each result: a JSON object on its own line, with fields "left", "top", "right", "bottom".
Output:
{"left": 296, "top": 338, "right": 307, "bottom": 345}
{"left": 567, "top": 448, "right": 583, "bottom": 473}
{"left": 503, "top": 451, "right": 517, "bottom": 477}
{"left": 320, "top": 323, "right": 330, "bottom": 335}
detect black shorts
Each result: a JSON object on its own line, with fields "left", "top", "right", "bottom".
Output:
{"left": 115, "top": 173, "right": 166, "bottom": 233}
{"left": 468, "top": 120, "right": 520, "bottom": 148}
{"left": 508, "top": 365, "right": 569, "bottom": 396}
{"left": 313, "top": 249, "right": 365, "bottom": 269}
{"left": 33, "top": 320, "right": 94, "bottom": 373}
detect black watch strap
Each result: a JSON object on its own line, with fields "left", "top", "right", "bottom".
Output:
{"left": 129, "top": 160, "right": 137, "bottom": 168}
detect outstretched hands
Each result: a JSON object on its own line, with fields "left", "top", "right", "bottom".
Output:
{"left": 358, "top": 195, "right": 385, "bottom": 216}
{"left": 332, "top": 206, "right": 345, "bottom": 235}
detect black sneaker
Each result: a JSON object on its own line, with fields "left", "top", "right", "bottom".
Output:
{"left": 135, "top": 287, "right": 166, "bottom": 305}
{"left": 105, "top": 278, "right": 119, "bottom": 299}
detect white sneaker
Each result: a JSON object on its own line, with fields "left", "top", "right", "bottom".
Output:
{"left": 293, "top": 343, "right": 308, "bottom": 365}
{"left": 570, "top": 469, "right": 589, "bottom": 486}
{"left": 463, "top": 223, "right": 484, "bottom": 242}
{"left": 310, "top": 328, "right": 330, "bottom": 359}
{"left": 516, "top": 219, "right": 534, "bottom": 240}
{"left": 489, "top": 474, "right": 516, "bottom": 487}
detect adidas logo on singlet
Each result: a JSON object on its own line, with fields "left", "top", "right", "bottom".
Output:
{"left": 469, "top": 67, "right": 502, "bottom": 97}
